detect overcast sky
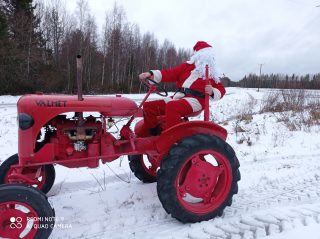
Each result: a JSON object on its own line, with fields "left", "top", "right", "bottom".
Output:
{"left": 66, "top": 0, "right": 320, "bottom": 81}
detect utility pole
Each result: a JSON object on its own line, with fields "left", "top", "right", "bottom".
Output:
{"left": 258, "top": 63, "right": 264, "bottom": 92}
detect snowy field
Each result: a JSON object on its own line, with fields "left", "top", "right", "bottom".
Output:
{"left": 1, "top": 88, "right": 320, "bottom": 239}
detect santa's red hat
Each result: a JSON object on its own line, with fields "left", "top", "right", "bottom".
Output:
{"left": 193, "top": 41, "right": 212, "bottom": 52}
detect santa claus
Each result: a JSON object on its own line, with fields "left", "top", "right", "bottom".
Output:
{"left": 138, "top": 41, "right": 226, "bottom": 135}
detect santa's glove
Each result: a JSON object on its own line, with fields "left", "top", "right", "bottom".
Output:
{"left": 205, "top": 85, "right": 214, "bottom": 96}
{"left": 139, "top": 71, "right": 153, "bottom": 80}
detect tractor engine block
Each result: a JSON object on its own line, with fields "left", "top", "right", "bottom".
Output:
{"left": 49, "top": 115, "right": 103, "bottom": 162}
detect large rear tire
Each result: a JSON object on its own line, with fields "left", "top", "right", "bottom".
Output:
{"left": 128, "top": 155, "right": 157, "bottom": 183}
{"left": 0, "top": 154, "right": 56, "bottom": 194}
{"left": 157, "top": 134, "right": 240, "bottom": 223}
{"left": 0, "top": 184, "right": 55, "bottom": 239}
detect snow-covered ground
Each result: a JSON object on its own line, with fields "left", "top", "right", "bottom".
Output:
{"left": 0, "top": 88, "right": 320, "bottom": 239}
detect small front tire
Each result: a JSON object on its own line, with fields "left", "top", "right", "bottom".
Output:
{"left": 0, "top": 184, "right": 55, "bottom": 239}
{"left": 0, "top": 154, "right": 56, "bottom": 194}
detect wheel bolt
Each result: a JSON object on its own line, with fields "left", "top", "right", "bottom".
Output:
{"left": 186, "top": 186, "right": 190, "bottom": 191}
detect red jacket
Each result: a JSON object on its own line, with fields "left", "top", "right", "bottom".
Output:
{"left": 151, "top": 62, "right": 226, "bottom": 108}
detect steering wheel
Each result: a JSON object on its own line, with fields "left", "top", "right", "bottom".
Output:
{"left": 140, "top": 78, "right": 168, "bottom": 97}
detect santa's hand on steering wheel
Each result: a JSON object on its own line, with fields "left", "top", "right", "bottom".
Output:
{"left": 138, "top": 71, "right": 168, "bottom": 97}
{"left": 139, "top": 71, "right": 153, "bottom": 81}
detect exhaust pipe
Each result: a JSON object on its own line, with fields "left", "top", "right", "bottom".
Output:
{"left": 76, "top": 55, "right": 83, "bottom": 101}
{"left": 76, "top": 55, "right": 85, "bottom": 131}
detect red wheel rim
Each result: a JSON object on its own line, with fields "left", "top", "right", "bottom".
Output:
{"left": 175, "top": 150, "right": 232, "bottom": 214}
{"left": 4, "top": 166, "right": 46, "bottom": 190}
{"left": 0, "top": 201, "right": 39, "bottom": 239}
{"left": 140, "top": 155, "right": 158, "bottom": 177}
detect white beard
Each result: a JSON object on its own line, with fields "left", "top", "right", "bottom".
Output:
{"left": 187, "top": 47, "right": 220, "bottom": 83}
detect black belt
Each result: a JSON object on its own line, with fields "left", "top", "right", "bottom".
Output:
{"left": 178, "top": 87, "right": 205, "bottom": 98}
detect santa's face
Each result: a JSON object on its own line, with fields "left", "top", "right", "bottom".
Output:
{"left": 188, "top": 47, "right": 219, "bottom": 81}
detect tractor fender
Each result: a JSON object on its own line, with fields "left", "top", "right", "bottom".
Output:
{"left": 156, "top": 121, "right": 228, "bottom": 155}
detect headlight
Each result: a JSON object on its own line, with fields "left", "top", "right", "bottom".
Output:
{"left": 18, "top": 113, "right": 34, "bottom": 130}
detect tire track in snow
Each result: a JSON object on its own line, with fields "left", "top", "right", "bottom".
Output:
{"left": 192, "top": 203, "right": 320, "bottom": 239}
{"left": 78, "top": 203, "right": 320, "bottom": 239}
{"left": 233, "top": 174, "right": 320, "bottom": 210}
{"left": 49, "top": 171, "right": 133, "bottom": 197}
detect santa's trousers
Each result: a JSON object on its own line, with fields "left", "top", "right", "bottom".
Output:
{"left": 143, "top": 99, "right": 194, "bottom": 130}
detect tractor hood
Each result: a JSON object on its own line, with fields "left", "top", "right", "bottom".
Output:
{"left": 17, "top": 94, "right": 139, "bottom": 117}
{"left": 17, "top": 94, "right": 141, "bottom": 159}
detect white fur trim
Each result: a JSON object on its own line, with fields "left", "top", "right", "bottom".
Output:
{"left": 172, "top": 92, "right": 185, "bottom": 100}
{"left": 183, "top": 97, "right": 202, "bottom": 112}
{"left": 146, "top": 98, "right": 163, "bottom": 102}
{"left": 211, "top": 88, "right": 222, "bottom": 101}
{"left": 187, "top": 47, "right": 213, "bottom": 64}
{"left": 146, "top": 98, "right": 172, "bottom": 103}
{"left": 163, "top": 97, "right": 173, "bottom": 103}
{"left": 182, "top": 71, "right": 198, "bottom": 88}
{"left": 150, "top": 70, "right": 162, "bottom": 83}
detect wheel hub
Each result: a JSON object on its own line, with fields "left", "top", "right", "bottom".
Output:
{"left": 180, "top": 158, "right": 224, "bottom": 199}
{"left": 0, "top": 201, "right": 38, "bottom": 239}
{"left": 0, "top": 208, "right": 27, "bottom": 237}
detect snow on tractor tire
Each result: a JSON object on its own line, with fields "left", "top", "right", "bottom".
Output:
{"left": 0, "top": 56, "right": 240, "bottom": 224}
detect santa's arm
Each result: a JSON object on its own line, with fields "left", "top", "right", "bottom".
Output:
{"left": 209, "top": 79, "right": 226, "bottom": 101}
{"left": 150, "top": 63, "right": 187, "bottom": 83}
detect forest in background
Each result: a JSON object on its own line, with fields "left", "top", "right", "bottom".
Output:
{"left": 236, "top": 73, "right": 320, "bottom": 89}
{"left": 0, "top": 0, "right": 191, "bottom": 95}
{"left": 0, "top": 0, "right": 319, "bottom": 95}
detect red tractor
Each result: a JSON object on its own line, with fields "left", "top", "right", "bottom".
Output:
{"left": 0, "top": 56, "right": 240, "bottom": 238}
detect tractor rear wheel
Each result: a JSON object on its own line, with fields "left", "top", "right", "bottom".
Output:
{"left": 0, "top": 184, "right": 55, "bottom": 239}
{"left": 128, "top": 155, "right": 157, "bottom": 183}
{"left": 0, "top": 154, "right": 56, "bottom": 194}
{"left": 157, "top": 134, "right": 240, "bottom": 223}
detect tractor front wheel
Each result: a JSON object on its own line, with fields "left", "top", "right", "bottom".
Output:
{"left": 157, "top": 134, "right": 240, "bottom": 223}
{"left": 128, "top": 155, "right": 157, "bottom": 183}
{"left": 0, "top": 184, "right": 55, "bottom": 239}
{"left": 0, "top": 154, "right": 56, "bottom": 194}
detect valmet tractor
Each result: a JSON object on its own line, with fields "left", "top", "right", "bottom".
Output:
{"left": 0, "top": 56, "right": 240, "bottom": 239}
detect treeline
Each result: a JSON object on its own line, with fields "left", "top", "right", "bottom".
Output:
{"left": 0, "top": 0, "right": 190, "bottom": 95}
{"left": 238, "top": 73, "right": 320, "bottom": 89}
